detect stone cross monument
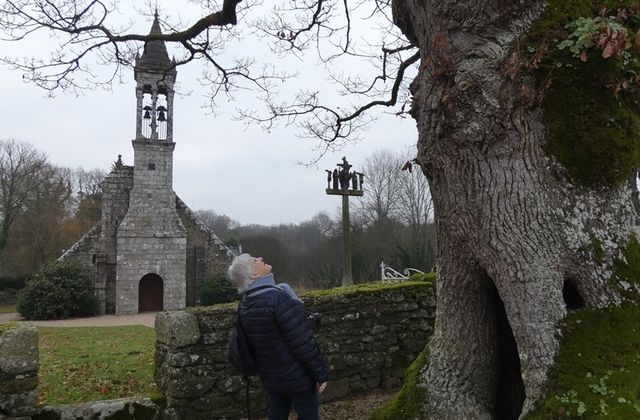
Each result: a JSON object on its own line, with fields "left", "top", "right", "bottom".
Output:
{"left": 325, "top": 157, "right": 364, "bottom": 286}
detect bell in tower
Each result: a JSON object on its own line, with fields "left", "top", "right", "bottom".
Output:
{"left": 133, "top": 12, "right": 176, "bottom": 141}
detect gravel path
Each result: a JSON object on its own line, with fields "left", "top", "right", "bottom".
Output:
{"left": 0, "top": 312, "right": 156, "bottom": 327}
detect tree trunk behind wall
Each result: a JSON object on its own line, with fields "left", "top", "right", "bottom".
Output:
{"left": 392, "top": 0, "right": 640, "bottom": 417}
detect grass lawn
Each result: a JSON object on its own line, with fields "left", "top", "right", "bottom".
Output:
{"left": 38, "top": 325, "right": 157, "bottom": 404}
{"left": 0, "top": 305, "right": 16, "bottom": 314}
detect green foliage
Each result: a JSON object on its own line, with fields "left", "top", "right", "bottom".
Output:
{"left": 525, "top": 304, "right": 640, "bottom": 419}
{"left": 17, "top": 260, "right": 97, "bottom": 320}
{"left": 38, "top": 326, "right": 157, "bottom": 404}
{"left": 371, "top": 347, "right": 429, "bottom": 420}
{"left": 610, "top": 232, "right": 640, "bottom": 300}
{"left": 521, "top": 1, "right": 640, "bottom": 187}
{"left": 557, "top": 16, "right": 630, "bottom": 60}
{"left": 199, "top": 271, "right": 238, "bottom": 306}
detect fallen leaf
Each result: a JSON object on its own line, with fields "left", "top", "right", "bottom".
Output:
{"left": 580, "top": 50, "right": 589, "bottom": 62}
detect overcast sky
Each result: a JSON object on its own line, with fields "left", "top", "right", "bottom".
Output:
{"left": 0, "top": 1, "right": 418, "bottom": 226}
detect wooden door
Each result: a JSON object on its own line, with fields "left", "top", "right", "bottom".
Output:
{"left": 138, "top": 273, "right": 163, "bottom": 312}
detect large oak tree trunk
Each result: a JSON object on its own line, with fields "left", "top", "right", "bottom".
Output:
{"left": 392, "top": 1, "right": 640, "bottom": 418}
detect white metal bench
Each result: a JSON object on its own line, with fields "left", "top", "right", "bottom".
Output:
{"left": 380, "top": 261, "right": 425, "bottom": 282}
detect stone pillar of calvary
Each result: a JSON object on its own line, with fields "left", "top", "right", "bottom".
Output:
{"left": 325, "top": 157, "right": 364, "bottom": 286}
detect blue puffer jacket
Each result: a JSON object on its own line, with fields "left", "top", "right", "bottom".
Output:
{"left": 239, "top": 283, "right": 329, "bottom": 394}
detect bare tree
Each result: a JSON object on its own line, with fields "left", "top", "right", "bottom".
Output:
{"left": 396, "top": 153, "right": 433, "bottom": 227}
{"left": 352, "top": 149, "right": 435, "bottom": 274}
{"left": 72, "top": 167, "right": 105, "bottom": 198}
{"left": 355, "top": 149, "right": 434, "bottom": 229}
{"left": 354, "top": 149, "right": 402, "bottom": 227}
{"left": 0, "top": 139, "right": 49, "bottom": 251}
{"left": 0, "top": 140, "right": 74, "bottom": 275}
{"left": 14, "top": 163, "right": 72, "bottom": 272}
{"left": 309, "top": 211, "right": 336, "bottom": 237}
{"left": 66, "top": 166, "right": 105, "bottom": 234}
{"left": 2, "top": 1, "right": 640, "bottom": 418}
{"left": 195, "top": 209, "right": 240, "bottom": 241}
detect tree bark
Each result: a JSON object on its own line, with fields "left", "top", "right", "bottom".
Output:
{"left": 393, "top": 1, "right": 640, "bottom": 418}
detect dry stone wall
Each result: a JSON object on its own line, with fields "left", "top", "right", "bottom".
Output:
{"left": 154, "top": 281, "right": 436, "bottom": 420}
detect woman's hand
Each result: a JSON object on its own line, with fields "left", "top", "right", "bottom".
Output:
{"left": 317, "top": 382, "right": 327, "bottom": 394}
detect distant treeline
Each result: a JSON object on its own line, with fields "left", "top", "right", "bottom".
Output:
{"left": 0, "top": 140, "right": 436, "bottom": 292}
{"left": 197, "top": 150, "right": 437, "bottom": 290}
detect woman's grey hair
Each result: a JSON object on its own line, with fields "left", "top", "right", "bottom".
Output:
{"left": 227, "top": 253, "right": 254, "bottom": 294}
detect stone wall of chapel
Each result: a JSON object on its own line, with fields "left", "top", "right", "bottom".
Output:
{"left": 100, "top": 165, "right": 134, "bottom": 262}
{"left": 176, "top": 198, "right": 234, "bottom": 306}
{"left": 58, "top": 159, "right": 233, "bottom": 314}
{"left": 116, "top": 140, "right": 186, "bottom": 314}
{"left": 115, "top": 236, "right": 187, "bottom": 314}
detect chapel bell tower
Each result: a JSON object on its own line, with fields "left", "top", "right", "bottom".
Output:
{"left": 134, "top": 14, "right": 176, "bottom": 142}
{"left": 115, "top": 13, "right": 187, "bottom": 314}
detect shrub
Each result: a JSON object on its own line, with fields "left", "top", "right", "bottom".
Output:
{"left": 199, "top": 271, "right": 238, "bottom": 306}
{"left": 17, "top": 260, "right": 98, "bottom": 320}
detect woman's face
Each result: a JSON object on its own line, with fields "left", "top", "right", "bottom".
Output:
{"left": 250, "top": 256, "right": 272, "bottom": 278}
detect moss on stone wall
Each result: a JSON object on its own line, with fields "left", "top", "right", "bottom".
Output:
{"left": 0, "top": 321, "right": 18, "bottom": 335}
{"left": 188, "top": 280, "right": 436, "bottom": 309}
{"left": 370, "top": 347, "right": 429, "bottom": 420}
{"left": 525, "top": 304, "right": 640, "bottom": 418}
{"left": 186, "top": 301, "right": 236, "bottom": 313}
{"left": 303, "top": 280, "right": 434, "bottom": 300}
{"left": 521, "top": 1, "right": 640, "bottom": 187}
{"left": 610, "top": 232, "right": 640, "bottom": 300}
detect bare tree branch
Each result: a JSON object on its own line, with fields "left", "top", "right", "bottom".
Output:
{"left": 0, "top": 0, "right": 418, "bottom": 155}
{"left": 239, "top": 50, "right": 419, "bottom": 146}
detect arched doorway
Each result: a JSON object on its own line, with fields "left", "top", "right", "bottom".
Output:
{"left": 138, "top": 273, "right": 163, "bottom": 312}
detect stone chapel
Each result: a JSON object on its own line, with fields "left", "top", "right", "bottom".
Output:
{"left": 61, "top": 16, "right": 234, "bottom": 315}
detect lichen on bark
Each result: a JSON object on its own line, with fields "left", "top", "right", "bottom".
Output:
{"left": 610, "top": 232, "right": 640, "bottom": 300}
